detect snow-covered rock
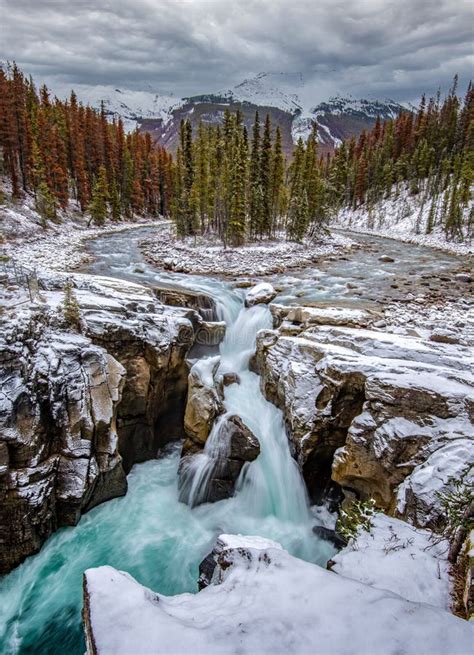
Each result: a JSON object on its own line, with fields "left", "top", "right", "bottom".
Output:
{"left": 183, "top": 356, "right": 224, "bottom": 452}
{"left": 331, "top": 513, "right": 452, "bottom": 609}
{"left": 254, "top": 321, "right": 474, "bottom": 522}
{"left": 0, "top": 274, "right": 195, "bottom": 573}
{"left": 244, "top": 282, "right": 277, "bottom": 307}
{"left": 270, "top": 303, "right": 377, "bottom": 328}
{"left": 82, "top": 534, "right": 474, "bottom": 655}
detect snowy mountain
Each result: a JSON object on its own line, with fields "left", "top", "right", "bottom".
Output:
{"left": 65, "top": 83, "right": 183, "bottom": 132}
{"left": 68, "top": 73, "right": 406, "bottom": 155}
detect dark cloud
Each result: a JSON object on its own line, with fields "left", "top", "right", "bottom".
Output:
{"left": 0, "top": 0, "right": 472, "bottom": 102}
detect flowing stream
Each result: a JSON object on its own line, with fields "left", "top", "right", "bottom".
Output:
{"left": 0, "top": 226, "right": 462, "bottom": 654}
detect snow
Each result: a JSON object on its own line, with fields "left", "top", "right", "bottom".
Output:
{"left": 84, "top": 535, "right": 474, "bottom": 655}
{"left": 56, "top": 84, "right": 184, "bottom": 132}
{"left": 334, "top": 186, "right": 473, "bottom": 255}
{"left": 245, "top": 282, "right": 276, "bottom": 307}
{"left": 4, "top": 213, "right": 163, "bottom": 273}
{"left": 217, "top": 533, "right": 283, "bottom": 551}
{"left": 190, "top": 356, "right": 221, "bottom": 388}
{"left": 332, "top": 513, "right": 452, "bottom": 609}
{"left": 396, "top": 439, "right": 474, "bottom": 526}
{"left": 141, "top": 225, "right": 353, "bottom": 276}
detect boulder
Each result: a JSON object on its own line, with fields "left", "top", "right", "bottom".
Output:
{"left": 378, "top": 255, "right": 395, "bottom": 263}
{"left": 179, "top": 414, "right": 260, "bottom": 504}
{"left": 244, "top": 282, "right": 277, "bottom": 307}
{"left": 183, "top": 356, "right": 224, "bottom": 452}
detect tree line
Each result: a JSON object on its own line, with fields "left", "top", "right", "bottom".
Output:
{"left": 327, "top": 77, "right": 473, "bottom": 239}
{"left": 1, "top": 64, "right": 472, "bottom": 243}
{"left": 0, "top": 63, "right": 173, "bottom": 225}
{"left": 172, "top": 110, "right": 331, "bottom": 244}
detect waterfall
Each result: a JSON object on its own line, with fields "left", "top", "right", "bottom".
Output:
{"left": 183, "top": 297, "right": 311, "bottom": 523}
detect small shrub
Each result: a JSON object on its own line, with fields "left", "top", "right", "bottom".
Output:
{"left": 63, "top": 280, "right": 81, "bottom": 330}
{"left": 336, "top": 497, "right": 377, "bottom": 542}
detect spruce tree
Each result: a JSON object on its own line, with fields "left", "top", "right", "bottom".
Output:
{"left": 63, "top": 280, "right": 81, "bottom": 330}
{"left": 259, "top": 114, "right": 273, "bottom": 236}
{"left": 287, "top": 139, "right": 308, "bottom": 241}
{"left": 35, "top": 179, "right": 57, "bottom": 227}
{"left": 249, "top": 112, "right": 262, "bottom": 238}
{"left": 88, "top": 165, "right": 109, "bottom": 225}
{"left": 228, "top": 129, "right": 247, "bottom": 245}
{"left": 270, "top": 126, "right": 285, "bottom": 232}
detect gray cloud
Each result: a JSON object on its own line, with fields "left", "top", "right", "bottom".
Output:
{"left": 0, "top": 0, "right": 472, "bottom": 103}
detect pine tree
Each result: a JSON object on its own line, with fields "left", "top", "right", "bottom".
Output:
{"left": 249, "top": 112, "right": 262, "bottom": 238}
{"left": 110, "top": 180, "right": 121, "bottom": 222}
{"left": 63, "top": 280, "right": 81, "bottom": 330}
{"left": 35, "top": 180, "right": 57, "bottom": 227}
{"left": 270, "top": 126, "right": 285, "bottom": 232}
{"left": 287, "top": 139, "right": 308, "bottom": 241}
{"left": 88, "top": 165, "right": 109, "bottom": 225}
{"left": 259, "top": 114, "right": 273, "bottom": 236}
{"left": 227, "top": 129, "right": 247, "bottom": 245}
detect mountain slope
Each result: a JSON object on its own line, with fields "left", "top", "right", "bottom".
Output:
{"left": 69, "top": 73, "right": 406, "bottom": 156}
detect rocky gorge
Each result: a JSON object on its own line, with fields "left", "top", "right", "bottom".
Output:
{"left": 0, "top": 224, "right": 473, "bottom": 653}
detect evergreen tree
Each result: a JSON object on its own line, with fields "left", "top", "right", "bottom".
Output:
{"left": 88, "top": 165, "right": 109, "bottom": 225}
{"left": 270, "top": 126, "right": 285, "bottom": 232}
{"left": 287, "top": 139, "right": 308, "bottom": 241}
{"left": 35, "top": 180, "right": 57, "bottom": 227}
{"left": 63, "top": 280, "right": 81, "bottom": 330}
{"left": 259, "top": 114, "right": 273, "bottom": 236}
{"left": 249, "top": 112, "right": 262, "bottom": 237}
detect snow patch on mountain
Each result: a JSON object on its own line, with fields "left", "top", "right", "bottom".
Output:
{"left": 62, "top": 84, "right": 183, "bottom": 131}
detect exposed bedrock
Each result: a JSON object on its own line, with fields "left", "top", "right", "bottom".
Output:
{"left": 254, "top": 309, "right": 474, "bottom": 525}
{"left": 0, "top": 274, "right": 199, "bottom": 573}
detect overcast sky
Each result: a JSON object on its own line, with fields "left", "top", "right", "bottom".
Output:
{"left": 0, "top": 0, "right": 472, "bottom": 103}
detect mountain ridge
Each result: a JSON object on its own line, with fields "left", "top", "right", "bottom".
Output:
{"left": 66, "top": 72, "right": 407, "bottom": 155}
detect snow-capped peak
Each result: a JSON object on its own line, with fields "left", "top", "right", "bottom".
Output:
{"left": 220, "top": 72, "right": 304, "bottom": 113}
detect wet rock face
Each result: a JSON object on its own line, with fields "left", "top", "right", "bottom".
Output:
{"left": 254, "top": 313, "right": 474, "bottom": 524}
{"left": 0, "top": 319, "right": 126, "bottom": 574}
{"left": 203, "top": 415, "right": 260, "bottom": 502}
{"left": 0, "top": 274, "right": 195, "bottom": 574}
{"left": 179, "top": 412, "right": 260, "bottom": 505}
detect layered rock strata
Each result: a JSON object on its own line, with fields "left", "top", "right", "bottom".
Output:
{"left": 254, "top": 307, "right": 474, "bottom": 524}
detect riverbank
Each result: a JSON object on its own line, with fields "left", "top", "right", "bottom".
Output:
{"left": 334, "top": 190, "right": 473, "bottom": 256}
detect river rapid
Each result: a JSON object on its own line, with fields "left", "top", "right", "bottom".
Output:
{"left": 0, "top": 226, "right": 462, "bottom": 654}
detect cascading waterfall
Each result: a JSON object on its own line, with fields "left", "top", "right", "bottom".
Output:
{"left": 179, "top": 300, "right": 311, "bottom": 521}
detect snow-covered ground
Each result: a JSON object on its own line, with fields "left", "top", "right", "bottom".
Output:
{"left": 335, "top": 188, "right": 473, "bottom": 255}
{"left": 0, "top": 183, "right": 162, "bottom": 272}
{"left": 332, "top": 513, "right": 452, "bottom": 609}
{"left": 140, "top": 225, "right": 353, "bottom": 276}
{"left": 83, "top": 534, "right": 473, "bottom": 655}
